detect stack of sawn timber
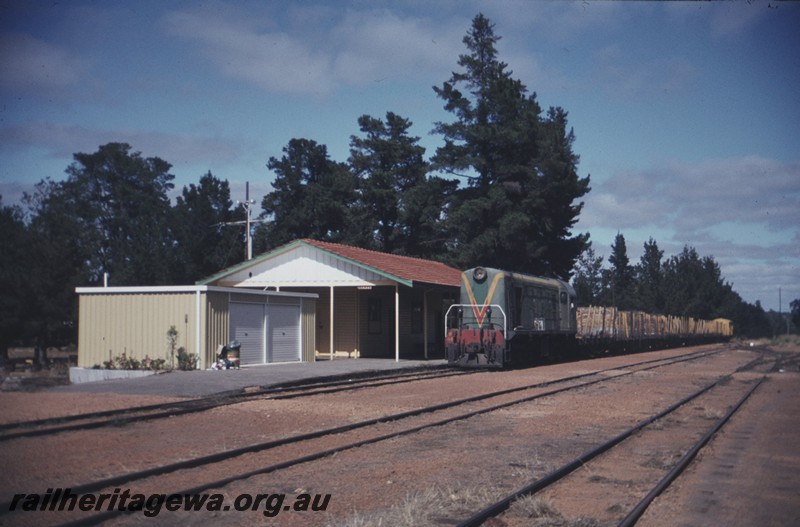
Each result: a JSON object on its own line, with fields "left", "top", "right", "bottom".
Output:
{"left": 576, "top": 306, "right": 733, "bottom": 341}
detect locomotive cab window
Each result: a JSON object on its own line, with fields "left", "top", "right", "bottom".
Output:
{"left": 560, "top": 292, "right": 568, "bottom": 304}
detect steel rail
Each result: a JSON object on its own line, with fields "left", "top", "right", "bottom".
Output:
{"left": 19, "top": 348, "right": 726, "bottom": 526}
{"left": 456, "top": 374, "right": 763, "bottom": 527}
{"left": 0, "top": 366, "right": 468, "bottom": 441}
{"left": 617, "top": 376, "right": 765, "bottom": 527}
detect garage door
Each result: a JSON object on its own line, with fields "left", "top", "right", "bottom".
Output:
{"left": 269, "top": 304, "right": 301, "bottom": 363}
{"left": 230, "top": 302, "right": 265, "bottom": 365}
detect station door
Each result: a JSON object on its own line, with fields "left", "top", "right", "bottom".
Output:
{"left": 229, "top": 302, "right": 265, "bottom": 365}
{"left": 269, "top": 304, "right": 301, "bottom": 363}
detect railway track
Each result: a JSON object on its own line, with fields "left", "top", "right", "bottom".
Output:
{"left": 0, "top": 346, "right": 734, "bottom": 526}
{"left": 0, "top": 366, "right": 472, "bottom": 442}
{"left": 457, "top": 375, "right": 765, "bottom": 526}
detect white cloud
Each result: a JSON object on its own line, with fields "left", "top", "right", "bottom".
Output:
{"left": 162, "top": 8, "right": 334, "bottom": 96}
{"left": 0, "top": 121, "right": 246, "bottom": 167}
{"left": 330, "top": 9, "right": 462, "bottom": 84}
{"left": 482, "top": 0, "right": 629, "bottom": 43}
{"left": 161, "top": 5, "right": 464, "bottom": 96}
{"left": 579, "top": 155, "right": 800, "bottom": 309}
{"left": 0, "top": 32, "right": 91, "bottom": 98}
{"left": 586, "top": 155, "right": 800, "bottom": 235}
{"left": 708, "top": 2, "right": 771, "bottom": 39}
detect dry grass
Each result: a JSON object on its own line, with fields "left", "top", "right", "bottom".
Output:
{"left": 506, "top": 495, "right": 603, "bottom": 527}
{"left": 701, "top": 406, "right": 725, "bottom": 420}
{"left": 328, "top": 483, "right": 504, "bottom": 527}
{"left": 509, "top": 450, "right": 554, "bottom": 480}
{"left": 507, "top": 495, "right": 562, "bottom": 521}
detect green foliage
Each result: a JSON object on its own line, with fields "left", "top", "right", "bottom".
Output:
{"left": 347, "top": 112, "right": 454, "bottom": 256}
{"left": 166, "top": 325, "right": 179, "bottom": 369}
{"left": 101, "top": 353, "right": 166, "bottom": 370}
{"left": 141, "top": 356, "right": 167, "bottom": 371}
{"left": 256, "top": 139, "right": 357, "bottom": 250}
{"left": 60, "top": 142, "right": 176, "bottom": 285}
{"left": 431, "top": 14, "right": 590, "bottom": 278}
{"left": 572, "top": 244, "right": 604, "bottom": 306}
{"left": 572, "top": 237, "right": 775, "bottom": 338}
{"left": 103, "top": 352, "right": 140, "bottom": 370}
{"left": 0, "top": 198, "right": 35, "bottom": 366}
{"left": 176, "top": 347, "right": 198, "bottom": 371}
{"left": 171, "top": 171, "right": 244, "bottom": 283}
{"left": 604, "top": 233, "right": 636, "bottom": 310}
{"left": 635, "top": 238, "right": 665, "bottom": 313}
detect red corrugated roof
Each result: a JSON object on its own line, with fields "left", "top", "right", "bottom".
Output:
{"left": 300, "top": 239, "right": 461, "bottom": 287}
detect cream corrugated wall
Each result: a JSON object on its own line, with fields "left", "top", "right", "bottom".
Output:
{"left": 205, "top": 291, "right": 230, "bottom": 366}
{"left": 78, "top": 292, "right": 204, "bottom": 368}
{"left": 301, "top": 298, "right": 316, "bottom": 362}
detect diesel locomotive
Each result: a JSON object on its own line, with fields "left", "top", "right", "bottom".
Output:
{"left": 445, "top": 266, "right": 734, "bottom": 367}
{"left": 445, "top": 267, "right": 577, "bottom": 366}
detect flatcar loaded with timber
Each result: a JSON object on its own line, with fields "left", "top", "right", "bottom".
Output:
{"left": 445, "top": 267, "right": 733, "bottom": 367}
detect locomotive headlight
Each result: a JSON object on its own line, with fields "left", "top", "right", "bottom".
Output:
{"left": 473, "top": 267, "right": 488, "bottom": 283}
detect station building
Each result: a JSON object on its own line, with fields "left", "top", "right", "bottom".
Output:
{"left": 76, "top": 239, "right": 461, "bottom": 370}
{"left": 198, "top": 239, "right": 461, "bottom": 363}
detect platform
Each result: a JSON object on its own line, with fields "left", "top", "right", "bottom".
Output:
{"left": 50, "top": 358, "right": 448, "bottom": 397}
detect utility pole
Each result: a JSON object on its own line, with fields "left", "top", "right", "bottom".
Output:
{"left": 780, "top": 287, "right": 790, "bottom": 336}
{"left": 218, "top": 182, "right": 263, "bottom": 261}
{"left": 237, "top": 182, "right": 256, "bottom": 261}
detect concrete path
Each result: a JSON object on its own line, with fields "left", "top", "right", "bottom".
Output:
{"left": 52, "top": 358, "right": 448, "bottom": 397}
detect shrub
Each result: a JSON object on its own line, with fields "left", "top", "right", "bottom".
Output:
{"left": 177, "top": 347, "right": 198, "bottom": 371}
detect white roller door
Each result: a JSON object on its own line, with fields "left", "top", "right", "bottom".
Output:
{"left": 269, "top": 304, "right": 301, "bottom": 363}
{"left": 230, "top": 302, "right": 265, "bottom": 365}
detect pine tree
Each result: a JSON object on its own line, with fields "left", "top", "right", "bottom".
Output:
{"left": 172, "top": 172, "right": 244, "bottom": 283}
{"left": 635, "top": 237, "right": 664, "bottom": 312}
{"left": 348, "top": 112, "right": 430, "bottom": 254}
{"left": 432, "top": 14, "right": 589, "bottom": 278}
{"left": 572, "top": 244, "right": 604, "bottom": 306}
{"left": 606, "top": 233, "right": 636, "bottom": 309}
{"left": 258, "top": 138, "right": 357, "bottom": 250}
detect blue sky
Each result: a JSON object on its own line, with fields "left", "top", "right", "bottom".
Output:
{"left": 1, "top": 0, "right": 798, "bottom": 312}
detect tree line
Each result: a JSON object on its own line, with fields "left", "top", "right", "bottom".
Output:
{"left": 0, "top": 14, "right": 793, "bottom": 365}
{"left": 572, "top": 233, "right": 793, "bottom": 338}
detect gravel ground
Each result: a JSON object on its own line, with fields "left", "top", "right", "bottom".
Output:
{"left": 1, "top": 342, "right": 797, "bottom": 527}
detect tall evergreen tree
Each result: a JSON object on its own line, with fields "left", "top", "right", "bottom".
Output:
{"left": 572, "top": 244, "right": 604, "bottom": 306}
{"left": 53, "top": 142, "right": 176, "bottom": 285}
{"left": 536, "top": 107, "right": 592, "bottom": 276}
{"left": 432, "top": 13, "right": 589, "bottom": 278}
{"left": 398, "top": 175, "right": 458, "bottom": 260}
{"left": 19, "top": 143, "right": 176, "bottom": 352}
{"left": 661, "top": 246, "right": 732, "bottom": 319}
{"left": 172, "top": 171, "right": 244, "bottom": 283}
{"left": 348, "top": 112, "right": 429, "bottom": 254}
{"left": 257, "top": 138, "right": 357, "bottom": 250}
{"left": 23, "top": 179, "right": 92, "bottom": 353}
{"left": 0, "top": 198, "right": 35, "bottom": 367}
{"left": 635, "top": 237, "right": 664, "bottom": 312}
{"left": 606, "top": 232, "right": 636, "bottom": 309}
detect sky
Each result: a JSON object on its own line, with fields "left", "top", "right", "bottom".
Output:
{"left": 1, "top": 0, "right": 798, "bottom": 313}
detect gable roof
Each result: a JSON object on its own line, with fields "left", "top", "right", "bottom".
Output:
{"left": 198, "top": 238, "right": 461, "bottom": 288}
